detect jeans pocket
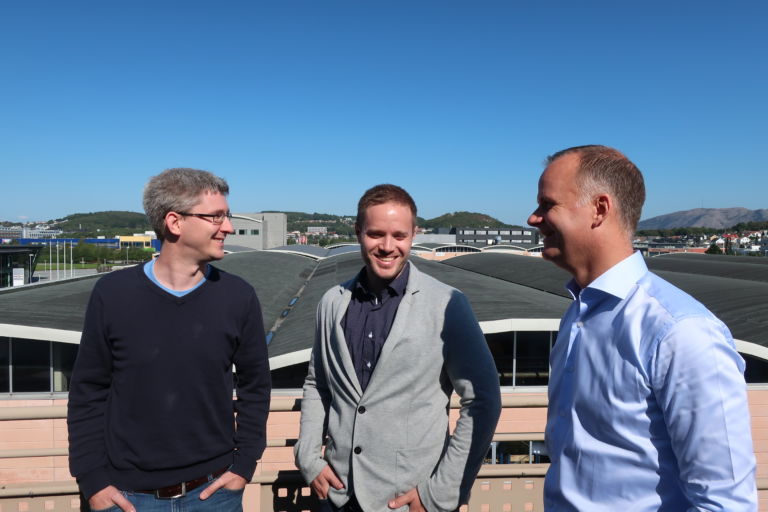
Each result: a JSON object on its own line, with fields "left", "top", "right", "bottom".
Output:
{"left": 90, "top": 505, "right": 122, "bottom": 512}
{"left": 217, "top": 486, "right": 245, "bottom": 495}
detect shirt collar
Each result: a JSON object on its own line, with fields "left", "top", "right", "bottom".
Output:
{"left": 565, "top": 251, "right": 648, "bottom": 301}
{"left": 354, "top": 262, "right": 411, "bottom": 300}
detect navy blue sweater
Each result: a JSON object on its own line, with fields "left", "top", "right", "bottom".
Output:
{"left": 67, "top": 265, "right": 271, "bottom": 499}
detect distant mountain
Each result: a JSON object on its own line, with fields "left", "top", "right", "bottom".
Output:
{"left": 638, "top": 208, "right": 768, "bottom": 230}
{"left": 421, "top": 211, "right": 517, "bottom": 230}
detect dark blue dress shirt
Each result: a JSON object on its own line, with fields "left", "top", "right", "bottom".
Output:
{"left": 342, "top": 265, "right": 410, "bottom": 392}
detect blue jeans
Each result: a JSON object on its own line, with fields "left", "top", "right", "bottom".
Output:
{"left": 91, "top": 480, "right": 244, "bottom": 512}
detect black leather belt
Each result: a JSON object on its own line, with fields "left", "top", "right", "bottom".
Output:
{"left": 135, "top": 466, "right": 228, "bottom": 499}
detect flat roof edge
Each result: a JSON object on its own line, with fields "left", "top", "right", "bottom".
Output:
{"left": 0, "top": 324, "right": 81, "bottom": 344}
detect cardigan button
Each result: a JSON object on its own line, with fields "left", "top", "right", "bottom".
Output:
{"left": 358, "top": 406, "right": 366, "bottom": 414}
{"left": 354, "top": 446, "right": 362, "bottom": 454}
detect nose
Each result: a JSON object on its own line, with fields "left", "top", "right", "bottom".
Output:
{"left": 381, "top": 235, "right": 394, "bottom": 252}
{"left": 220, "top": 217, "right": 234, "bottom": 234}
{"left": 527, "top": 209, "right": 542, "bottom": 227}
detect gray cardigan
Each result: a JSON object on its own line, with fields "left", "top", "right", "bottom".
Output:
{"left": 295, "top": 262, "right": 501, "bottom": 512}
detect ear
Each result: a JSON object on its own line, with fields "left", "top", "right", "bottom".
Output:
{"left": 591, "top": 193, "right": 611, "bottom": 229}
{"left": 165, "top": 211, "right": 184, "bottom": 237}
{"left": 354, "top": 222, "right": 362, "bottom": 242}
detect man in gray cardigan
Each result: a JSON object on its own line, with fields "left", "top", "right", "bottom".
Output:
{"left": 295, "top": 184, "right": 501, "bottom": 512}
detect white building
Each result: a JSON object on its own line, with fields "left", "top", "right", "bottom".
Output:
{"left": 228, "top": 212, "right": 287, "bottom": 250}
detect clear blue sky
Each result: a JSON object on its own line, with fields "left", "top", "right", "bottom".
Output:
{"left": 2, "top": 1, "right": 766, "bottom": 226}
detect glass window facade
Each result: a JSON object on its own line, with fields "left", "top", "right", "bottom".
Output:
{"left": 0, "top": 248, "right": 40, "bottom": 288}
{"left": 53, "top": 342, "right": 78, "bottom": 392}
{"left": 514, "top": 331, "right": 551, "bottom": 386}
{"left": 1, "top": 333, "right": 766, "bottom": 397}
{"left": 487, "top": 440, "right": 550, "bottom": 465}
{"left": 0, "top": 338, "right": 8, "bottom": 393}
{"left": 0, "top": 337, "right": 79, "bottom": 395}
{"left": 12, "top": 339, "right": 50, "bottom": 392}
{"left": 485, "top": 331, "right": 554, "bottom": 387}
{"left": 744, "top": 354, "right": 768, "bottom": 383}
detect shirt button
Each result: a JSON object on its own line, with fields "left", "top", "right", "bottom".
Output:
{"left": 354, "top": 446, "right": 362, "bottom": 454}
{"left": 368, "top": 332, "right": 373, "bottom": 338}
{"left": 566, "top": 366, "right": 575, "bottom": 373}
{"left": 358, "top": 406, "right": 366, "bottom": 414}
{"left": 576, "top": 321, "right": 583, "bottom": 328}
{"left": 559, "top": 410, "right": 566, "bottom": 417}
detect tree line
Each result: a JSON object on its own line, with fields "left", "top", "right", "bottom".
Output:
{"left": 34, "top": 241, "right": 153, "bottom": 265}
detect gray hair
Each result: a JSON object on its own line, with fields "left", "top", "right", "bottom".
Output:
{"left": 143, "top": 167, "right": 229, "bottom": 241}
{"left": 547, "top": 145, "right": 645, "bottom": 235}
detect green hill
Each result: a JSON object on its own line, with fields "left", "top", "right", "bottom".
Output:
{"left": 265, "top": 210, "right": 515, "bottom": 233}
{"left": 33, "top": 209, "right": 518, "bottom": 237}
{"left": 421, "top": 211, "right": 518, "bottom": 230}
{"left": 52, "top": 211, "right": 150, "bottom": 236}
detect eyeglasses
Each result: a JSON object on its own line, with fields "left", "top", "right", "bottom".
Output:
{"left": 177, "top": 211, "right": 233, "bottom": 224}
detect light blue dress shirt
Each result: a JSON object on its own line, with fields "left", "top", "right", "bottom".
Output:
{"left": 545, "top": 252, "right": 757, "bottom": 511}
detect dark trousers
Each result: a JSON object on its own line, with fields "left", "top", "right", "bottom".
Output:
{"left": 320, "top": 494, "right": 365, "bottom": 512}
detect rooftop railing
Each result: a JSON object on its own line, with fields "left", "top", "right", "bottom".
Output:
{"left": 1, "top": 395, "right": 764, "bottom": 511}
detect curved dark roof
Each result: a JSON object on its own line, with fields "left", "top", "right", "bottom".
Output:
{"left": 444, "top": 252, "right": 570, "bottom": 297}
{"left": 410, "top": 257, "right": 569, "bottom": 322}
{"left": 326, "top": 245, "right": 359, "bottom": 258}
{"left": 0, "top": 275, "right": 97, "bottom": 331}
{"left": 265, "top": 252, "right": 570, "bottom": 359}
{"left": 214, "top": 251, "right": 316, "bottom": 330}
{"left": 268, "top": 244, "right": 360, "bottom": 259}
{"left": 647, "top": 253, "right": 768, "bottom": 283}
{"left": 271, "top": 245, "right": 329, "bottom": 258}
{"left": 2, "top": 250, "right": 765, "bottom": 363}
{"left": 267, "top": 252, "right": 365, "bottom": 358}
{"left": 444, "top": 252, "right": 768, "bottom": 347}
{"left": 0, "top": 251, "right": 317, "bottom": 338}
{"left": 223, "top": 244, "right": 259, "bottom": 253}
{"left": 483, "top": 244, "right": 541, "bottom": 251}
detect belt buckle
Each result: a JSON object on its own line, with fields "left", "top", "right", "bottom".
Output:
{"left": 156, "top": 481, "right": 186, "bottom": 499}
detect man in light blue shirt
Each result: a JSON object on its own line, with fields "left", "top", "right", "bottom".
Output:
{"left": 528, "top": 145, "right": 757, "bottom": 511}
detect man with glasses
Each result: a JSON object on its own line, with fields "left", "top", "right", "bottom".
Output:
{"left": 68, "top": 168, "right": 271, "bottom": 511}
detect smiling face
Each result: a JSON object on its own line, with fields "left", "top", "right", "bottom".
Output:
{"left": 178, "top": 191, "right": 234, "bottom": 263}
{"left": 527, "top": 152, "right": 596, "bottom": 277}
{"left": 356, "top": 201, "right": 415, "bottom": 292}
